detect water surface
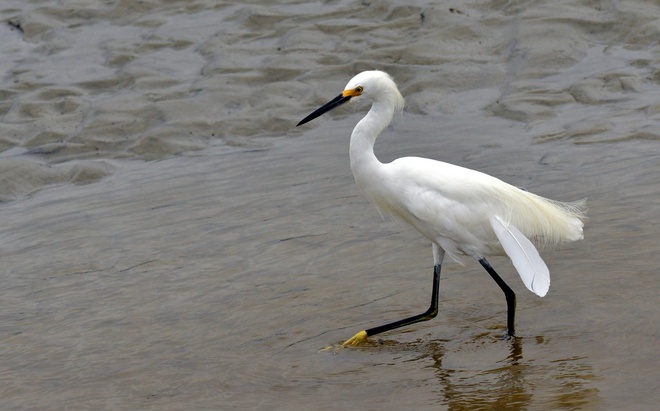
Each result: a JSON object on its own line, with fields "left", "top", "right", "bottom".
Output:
{"left": 1, "top": 0, "right": 659, "bottom": 409}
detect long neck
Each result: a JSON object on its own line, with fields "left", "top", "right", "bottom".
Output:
{"left": 349, "top": 100, "right": 395, "bottom": 181}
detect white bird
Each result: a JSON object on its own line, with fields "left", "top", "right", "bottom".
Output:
{"left": 297, "top": 70, "right": 586, "bottom": 346}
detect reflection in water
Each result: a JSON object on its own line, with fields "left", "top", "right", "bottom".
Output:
{"left": 420, "top": 336, "right": 601, "bottom": 410}
{"left": 429, "top": 337, "right": 532, "bottom": 410}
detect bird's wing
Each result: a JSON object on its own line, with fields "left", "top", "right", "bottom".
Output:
{"left": 384, "top": 157, "right": 550, "bottom": 296}
{"left": 384, "top": 158, "right": 501, "bottom": 257}
{"left": 489, "top": 215, "right": 550, "bottom": 297}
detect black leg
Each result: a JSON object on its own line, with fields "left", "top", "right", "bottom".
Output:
{"left": 479, "top": 258, "right": 516, "bottom": 337}
{"left": 342, "top": 263, "right": 442, "bottom": 346}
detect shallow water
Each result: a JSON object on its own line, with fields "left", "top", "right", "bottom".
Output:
{"left": 1, "top": 0, "right": 659, "bottom": 410}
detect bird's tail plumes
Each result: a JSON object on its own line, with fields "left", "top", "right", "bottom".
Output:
{"left": 530, "top": 196, "right": 585, "bottom": 245}
{"left": 489, "top": 195, "right": 585, "bottom": 297}
{"left": 507, "top": 191, "right": 586, "bottom": 248}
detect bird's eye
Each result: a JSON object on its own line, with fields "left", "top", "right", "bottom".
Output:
{"left": 355, "top": 86, "right": 364, "bottom": 93}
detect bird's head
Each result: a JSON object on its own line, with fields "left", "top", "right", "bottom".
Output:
{"left": 297, "top": 70, "right": 404, "bottom": 127}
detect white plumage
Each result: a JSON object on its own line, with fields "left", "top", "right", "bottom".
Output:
{"left": 297, "top": 70, "right": 586, "bottom": 345}
{"left": 490, "top": 215, "right": 550, "bottom": 297}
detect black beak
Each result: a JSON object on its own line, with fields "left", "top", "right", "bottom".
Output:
{"left": 296, "top": 93, "right": 352, "bottom": 127}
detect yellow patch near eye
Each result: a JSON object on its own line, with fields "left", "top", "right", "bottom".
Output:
{"left": 342, "top": 87, "right": 363, "bottom": 97}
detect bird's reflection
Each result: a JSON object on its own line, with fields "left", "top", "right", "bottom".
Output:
{"left": 429, "top": 335, "right": 533, "bottom": 411}
{"left": 508, "top": 335, "right": 523, "bottom": 364}
{"left": 350, "top": 330, "right": 600, "bottom": 409}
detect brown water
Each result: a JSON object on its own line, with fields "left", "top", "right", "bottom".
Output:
{"left": 1, "top": 0, "right": 659, "bottom": 409}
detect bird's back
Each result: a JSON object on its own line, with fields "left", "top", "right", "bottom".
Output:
{"left": 358, "top": 156, "right": 585, "bottom": 260}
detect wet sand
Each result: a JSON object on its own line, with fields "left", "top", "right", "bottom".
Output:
{"left": 1, "top": 0, "right": 659, "bottom": 409}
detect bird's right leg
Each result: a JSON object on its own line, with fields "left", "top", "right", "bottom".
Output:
{"left": 342, "top": 245, "right": 445, "bottom": 346}
{"left": 479, "top": 258, "right": 516, "bottom": 337}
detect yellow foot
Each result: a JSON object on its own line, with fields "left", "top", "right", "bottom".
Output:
{"left": 342, "top": 330, "right": 368, "bottom": 347}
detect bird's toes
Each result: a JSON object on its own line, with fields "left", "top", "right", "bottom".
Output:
{"left": 342, "top": 330, "right": 368, "bottom": 347}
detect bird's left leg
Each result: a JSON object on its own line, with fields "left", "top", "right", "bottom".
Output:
{"left": 342, "top": 244, "right": 445, "bottom": 346}
{"left": 479, "top": 258, "right": 516, "bottom": 337}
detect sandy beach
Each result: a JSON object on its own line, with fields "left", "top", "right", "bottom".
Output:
{"left": 1, "top": 0, "right": 659, "bottom": 409}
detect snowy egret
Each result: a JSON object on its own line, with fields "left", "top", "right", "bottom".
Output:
{"left": 297, "top": 71, "right": 586, "bottom": 346}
